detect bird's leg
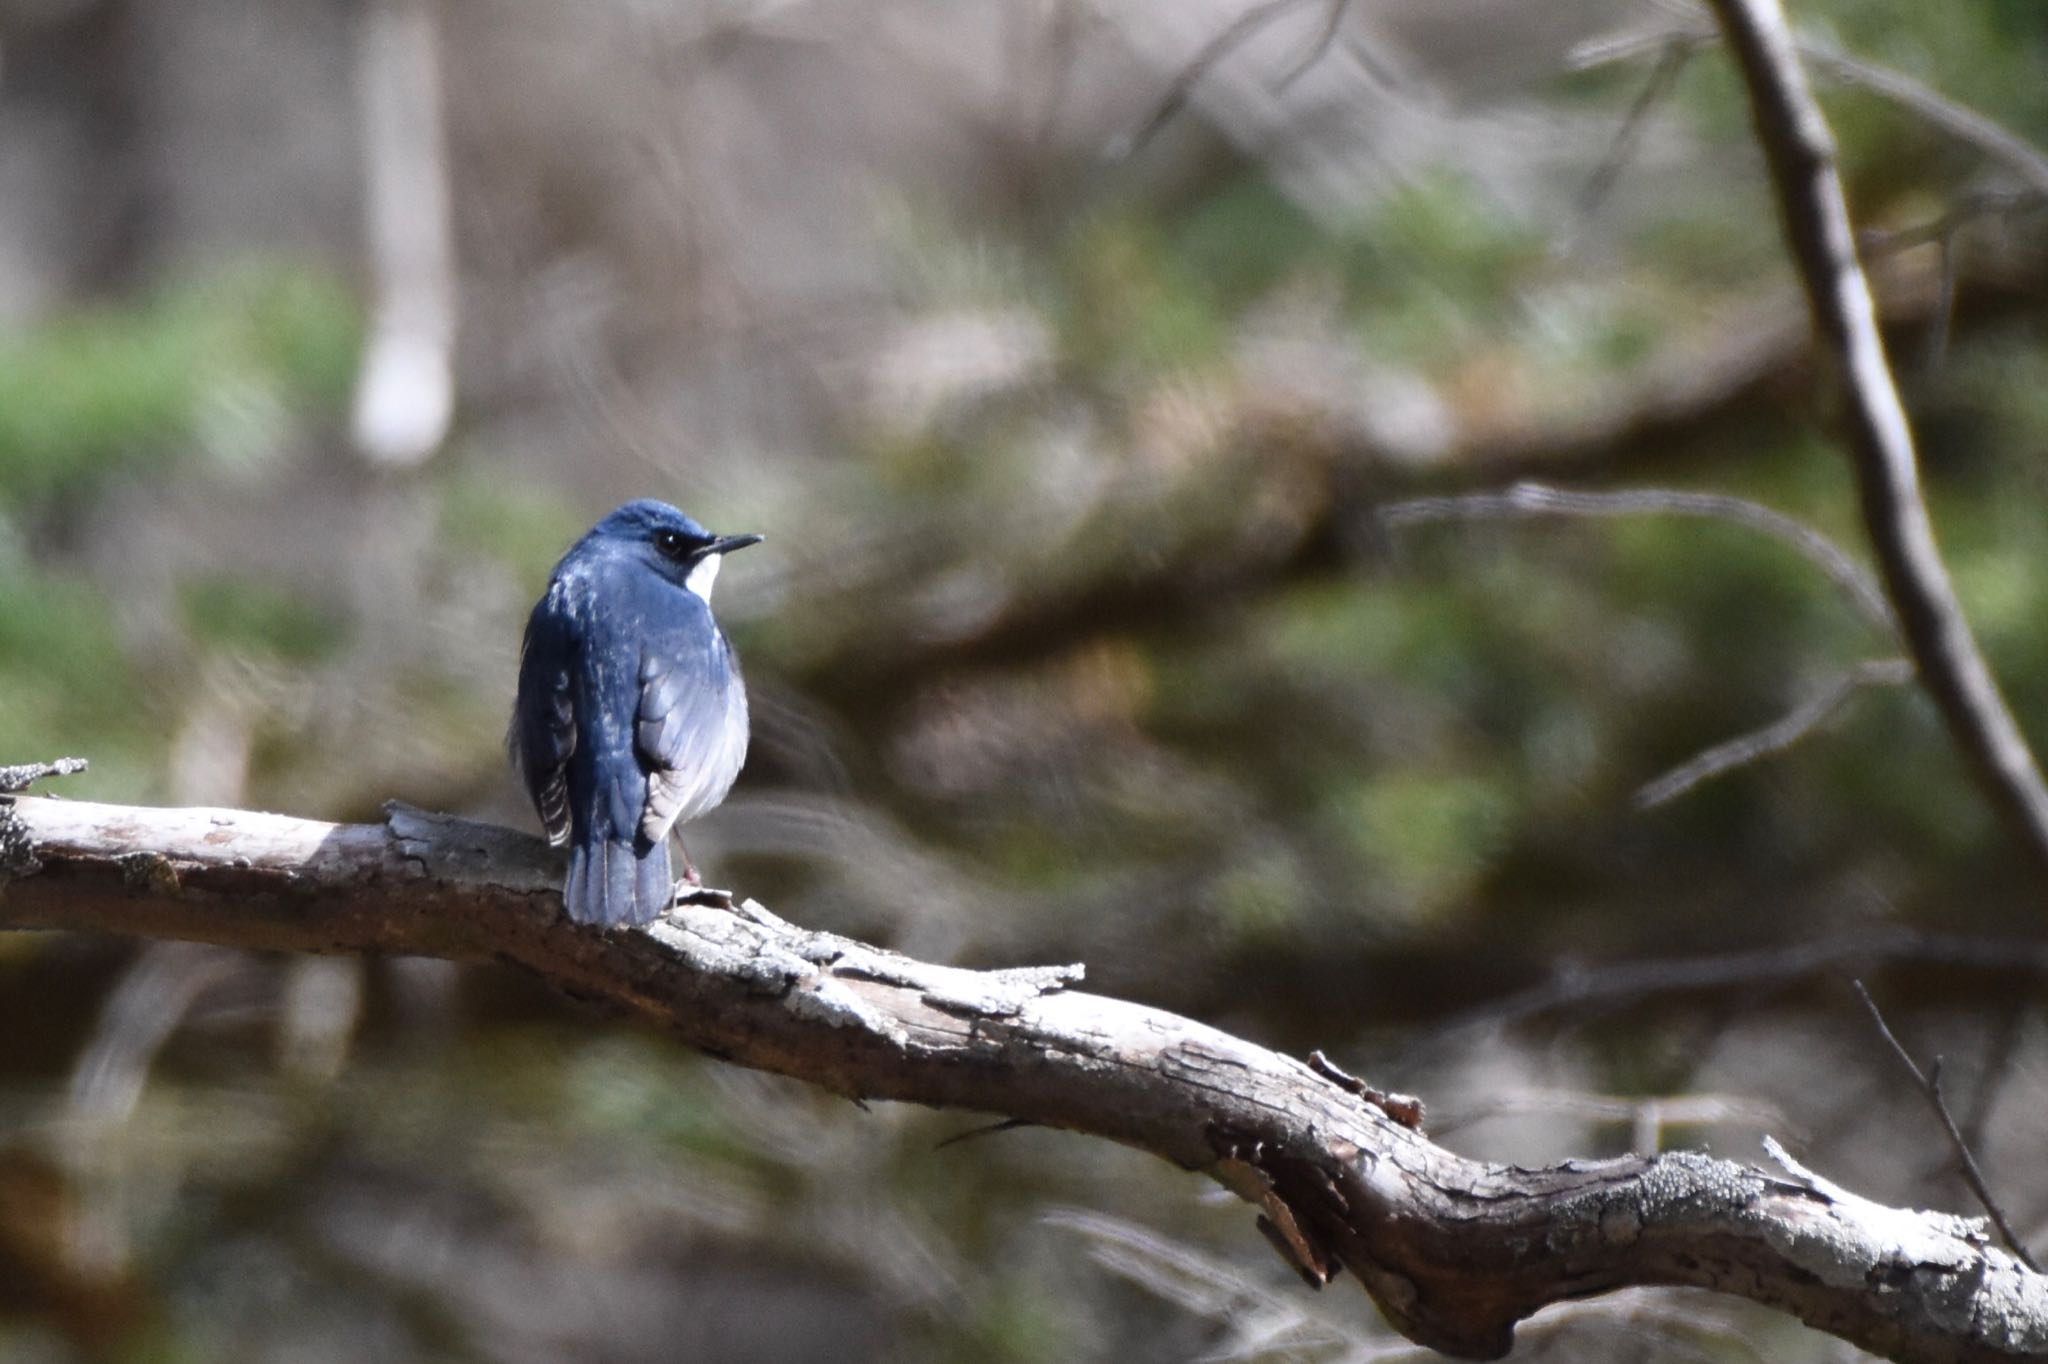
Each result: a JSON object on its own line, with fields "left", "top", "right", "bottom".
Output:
{"left": 668, "top": 833, "right": 735, "bottom": 910}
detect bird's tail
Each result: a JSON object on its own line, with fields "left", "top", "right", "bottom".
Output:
{"left": 564, "top": 834, "right": 673, "bottom": 928}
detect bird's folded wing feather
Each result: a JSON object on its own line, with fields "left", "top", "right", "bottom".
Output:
{"left": 512, "top": 594, "right": 579, "bottom": 846}
{"left": 635, "top": 631, "right": 743, "bottom": 843}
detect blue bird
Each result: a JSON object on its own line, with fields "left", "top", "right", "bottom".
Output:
{"left": 510, "top": 500, "right": 762, "bottom": 927}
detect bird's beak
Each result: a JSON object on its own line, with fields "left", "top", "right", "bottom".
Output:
{"left": 709, "top": 533, "right": 764, "bottom": 555}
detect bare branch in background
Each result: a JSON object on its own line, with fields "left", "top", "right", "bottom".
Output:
{"left": 1572, "top": 35, "right": 1706, "bottom": 226}
{"left": 1703, "top": 0, "right": 2048, "bottom": 883}
{"left": 788, "top": 245, "right": 2047, "bottom": 715}
{"left": 1853, "top": 981, "right": 2041, "bottom": 1272}
{"left": 1575, "top": 3, "right": 2048, "bottom": 380}
{"left": 1106, "top": 0, "right": 1398, "bottom": 162}
{"left": 1574, "top": 17, "right": 2048, "bottom": 195}
{"left": 350, "top": 0, "right": 457, "bottom": 467}
{"left": 1860, "top": 190, "right": 2048, "bottom": 373}
{"left": 1924, "top": 229, "right": 1962, "bottom": 371}
{"left": 1276, "top": 0, "right": 1354, "bottom": 90}
{"left": 1379, "top": 480, "right": 1897, "bottom": 633}
{"left": 1792, "top": 39, "right": 2048, "bottom": 196}
{"left": 1425, "top": 931, "right": 2048, "bottom": 1042}
{"left": 1108, "top": 0, "right": 1322, "bottom": 159}
{"left": 818, "top": 460, "right": 1992, "bottom": 836}
{"left": 1633, "top": 657, "right": 1915, "bottom": 810}
{"left": 1860, "top": 191, "right": 2048, "bottom": 257}
{"left": 4, "top": 789, "right": 2047, "bottom": 1363}
{"left": 1386, "top": 481, "right": 1910, "bottom": 810}
{"left": 1569, "top": 8, "right": 2048, "bottom": 381}
{"left": 1430, "top": 1087, "right": 1790, "bottom": 1155}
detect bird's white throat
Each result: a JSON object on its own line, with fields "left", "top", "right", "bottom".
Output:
{"left": 685, "top": 552, "right": 722, "bottom": 602}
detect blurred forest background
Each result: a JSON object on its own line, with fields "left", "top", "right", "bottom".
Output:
{"left": 3, "top": 0, "right": 2048, "bottom": 1359}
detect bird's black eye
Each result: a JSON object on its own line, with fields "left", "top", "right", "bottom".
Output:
{"left": 653, "top": 529, "right": 691, "bottom": 562}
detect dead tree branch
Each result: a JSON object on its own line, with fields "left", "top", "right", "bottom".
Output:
{"left": 3, "top": 790, "right": 2045, "bottom": 1363}
{"left": 1703, "top": 0, "right": 2048, "bottom": 882}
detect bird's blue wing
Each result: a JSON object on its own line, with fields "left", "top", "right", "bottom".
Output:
{"left": 510, "top": 584, "right": 578, "bottom": 847}
{"left": 532, "top": 575, "right": 677, "bottom": 929}
{"left": 635, "top": 617, "right": 749, "bottom": 845}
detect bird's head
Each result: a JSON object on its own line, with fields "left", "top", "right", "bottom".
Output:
{"left": 588, "top": 499, "right": 763, "bottom": 603}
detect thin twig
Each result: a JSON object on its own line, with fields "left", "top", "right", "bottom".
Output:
{"left": 1309, "top": 1049, "right": 1425, "bottom": 1129}
{"left": 1430, "top": 1088, "right": 1789, "bottom": 1148}
{"left": 1796, "top": 38, "right": 2048, "bottom": 195}
{"left": 1379, "top": 481, "right": 1896, "bottom": 634}
{"left": 1277, "top": 0, "right": 1352, "bottom": 90}
{"left": 0, "top": 756, "right": 89, "bottom": 793}
{"left": 1425, "top": 929, "right": 2048, "bottom": 1041}
{"left": 1858, "top": 187, "right": 2048, "bottom": 373}
{"left": 933, "top": 1117, "right": 1040, "bottom": 1150}
{"left": 1381, "top": 479, "right": 1932, "bottom": 817}
{"left": 1859, "top": 188, "right": 2048, "bottom": 256}
{"left": 1575, "top": 37, "right": 1703, "bottom": 224}
{"left": 1633, "top": 657, "right": 1914, "bottom": 809}
{"left": 1109, "top": 0, "right": 1321, "bottom": 159}
{"left": 1924, "top": 230, "right": 1961, "bottom": 372}
{"left": 1569, "top": 25, "right": 1713, "bottom": 74}
{"left": 1851, "top": 980, "right": 2040, "bottom": 1270}
{"left": 1573, "top": 20, "right": 2048, "bottom": 196}
{"left": 1572, "top": 3, "right": 2048, "bottom": 383}
{"left": 1108, "top": 0, "right": 1393, "bottom": 160}
{"left": 1581, "top": 5, "right": 2048, "bottom": 380}
{"left": 1706, "top": 0, "right": 2048, "bottom": 882}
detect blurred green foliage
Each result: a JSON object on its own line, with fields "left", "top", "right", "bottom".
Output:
{"left": 1327, "top": 768, "right": 1516, "bottom": 922}
{"left": 0, "top": 569, "right": 152, "bottom": 799}
{"left": 0, "top": 263, "right": 359, "bottom": 801}
{"left": 438, "top": 476, "right": 588, "bottom": 587}
{"left": 558, "top": 1034, "right": 767, "bottom": 1168}
{"left": 1053, "top": 169, "right": 1554, "bottom": 382}
{"left": 180, "top": 577, "right": 349, "bottom": 666}
{"left": 0, "top": 263, "right": 358, "bottom": 505}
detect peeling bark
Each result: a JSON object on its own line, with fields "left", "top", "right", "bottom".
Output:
{"left": 2, "top": 792, "right": 2043, "bottom": 1363}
